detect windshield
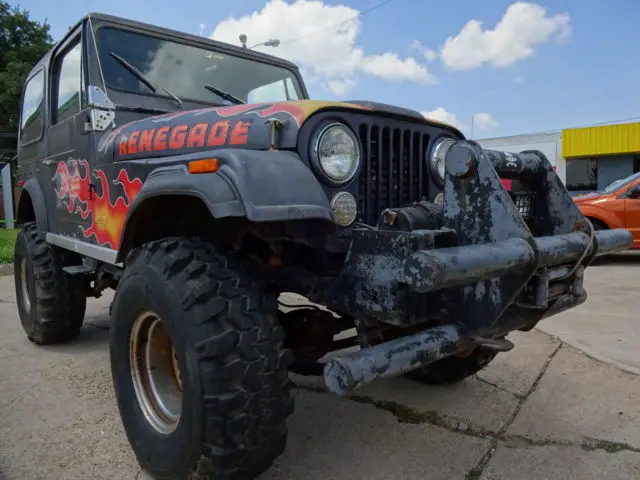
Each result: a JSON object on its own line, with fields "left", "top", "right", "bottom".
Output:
{"left": 601, "top": 171, "right": 640, "bottom": 194}
{"left": 95, "top": 27, "right": 305, "bottom": 105}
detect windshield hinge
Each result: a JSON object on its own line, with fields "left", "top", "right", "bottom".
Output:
{"left": 266, "top": 118, "right": 284, "bottom": 150}
{"left": 84, "top": 108, "right": 116, "bottom": 132}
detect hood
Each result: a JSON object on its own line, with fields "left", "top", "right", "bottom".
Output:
{"left": 97, "top": 99, "right": 461, "bottom": 161}
{"left": 573, "top": 192, "right": 603, "bottom": 204}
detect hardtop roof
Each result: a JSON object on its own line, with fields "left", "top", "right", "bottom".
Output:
{"left": 29, "top": 11, "right": 301, "bottom": 76}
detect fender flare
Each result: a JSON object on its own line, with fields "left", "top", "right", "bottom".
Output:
{"left": 17, "top": 178, "right": 49, "bottom": 231}
{"left": 117, "top": 149, "right": 333, "bottom": 261}
{"left": 578, "top": 205, "right": 620, "bottom": 230}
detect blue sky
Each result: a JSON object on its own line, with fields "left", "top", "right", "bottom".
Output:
{"left": 14, "top": 0, "right": 640, "bottom": 138}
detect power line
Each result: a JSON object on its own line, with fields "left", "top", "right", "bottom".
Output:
{"left": 278, "top": 0, "right": 394, "bottom": 46}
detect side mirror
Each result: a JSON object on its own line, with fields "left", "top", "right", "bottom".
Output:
{"left": 628, "top": 184, "right": 640, "bottom": 198}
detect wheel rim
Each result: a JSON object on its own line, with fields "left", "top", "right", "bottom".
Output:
{"left": 130, "top": 311, "right": 182, "bottom": 434}
{"left": 20, "top": 256, "right": 32, "bottom": 314}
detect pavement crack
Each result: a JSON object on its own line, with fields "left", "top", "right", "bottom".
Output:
{"left": 580, "top": 438, "right": 640, "bottom": 454}
{"left": 463, "top": 341, "right": 563, "bottom": 479}
{"left": 295, "top": 385, "right": 495, "bottom": 440}
{"left": 473, "top": 376, "right": 521, "bottom": 398}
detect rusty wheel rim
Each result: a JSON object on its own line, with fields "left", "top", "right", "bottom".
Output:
{"left": 130, "top": 311, "right": 182, "bottom": 434}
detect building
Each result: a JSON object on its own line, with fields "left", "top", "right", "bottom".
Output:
{"left": 562, "top": 122, "right": 640, "bottom": 194}
{"left": 477, "top": 121, "right": 640, "bottom": 195}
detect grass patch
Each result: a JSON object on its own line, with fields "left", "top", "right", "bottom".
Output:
{"left": 0, "top": 228, "right": 18, "bottom": 264}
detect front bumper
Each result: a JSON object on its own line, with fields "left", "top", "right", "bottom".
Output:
{"left": 334, "top": 140, "right": 632, "bottom": 330}
{"left": 322, "top": 140, "right": 631, "bottom": 394}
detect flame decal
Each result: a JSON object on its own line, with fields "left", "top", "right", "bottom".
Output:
{"left": 53, "top": 159, "right": 142, "bottom": 250}
{"left": 98, "top": 100, "right": 373, "bottom": 153}
{"left": 52, "top": 159, "right": 92, "bottom": 215}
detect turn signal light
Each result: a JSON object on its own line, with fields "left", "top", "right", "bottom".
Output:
{"left": 188, "top": 158, "right": 219, "bottom": 174}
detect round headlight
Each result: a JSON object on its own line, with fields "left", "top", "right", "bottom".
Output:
{"left": 430, "top": 137, "right": 456, "bottom": 182}
{"left": 315, "top": 123, "right": 360, "bottom": 183}
{"left": 434, "top": 192, "right": 444, "bottom": 206}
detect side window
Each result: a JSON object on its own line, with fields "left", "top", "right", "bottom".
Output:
{"left": 20, "top": 70, "right": 45, "bottom": 144}
{"left": 54, "top": 41, "right": 83, "bottom": 124}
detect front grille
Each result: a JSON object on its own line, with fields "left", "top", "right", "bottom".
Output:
{"left": 357, "top": 123, "right": 430, "bottom": 225}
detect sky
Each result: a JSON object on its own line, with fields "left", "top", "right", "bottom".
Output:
{"left": 14, "top": 0, "right": 640, "bottom": 139}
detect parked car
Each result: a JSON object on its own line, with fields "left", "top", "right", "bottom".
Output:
{"left": 575, "top": 171, "right": 640, "bottom": 248}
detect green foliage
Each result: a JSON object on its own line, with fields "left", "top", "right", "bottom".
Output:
{"left": 0, "top": 227, "right": 18, "bottom": 263}
{"left": 0, "top": 2, "right": 53, "bottom": 133}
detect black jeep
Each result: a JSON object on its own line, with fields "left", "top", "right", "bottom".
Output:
{"left": 12, "top": 12, "right": 632, "bottom": 480}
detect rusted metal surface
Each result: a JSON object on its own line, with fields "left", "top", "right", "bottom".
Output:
{"left": 403, "top": 230, "right": 631, "bottom": 294}
{"left": 323, "top": 324, "right": 466, "bottom": 395}
{"left": 326, "top": 140, "right": 632, "bottom": 337}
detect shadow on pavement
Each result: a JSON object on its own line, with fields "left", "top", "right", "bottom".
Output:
{"left": 590, "top": 251, "right": 640, "bottom": 266}
{"left": 41, "top": 323, "right": 111, "bottom": 353}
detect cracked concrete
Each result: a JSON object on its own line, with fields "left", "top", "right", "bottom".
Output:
{"left": 1, "top": 258, "right": 640, "bottom": 479}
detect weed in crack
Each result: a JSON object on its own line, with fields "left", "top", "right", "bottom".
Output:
{"left": 581, "top": 439, "right": 640, "bottom": 454}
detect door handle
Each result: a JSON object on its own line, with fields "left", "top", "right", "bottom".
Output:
{"left": 42, "top": 159, "right": 53, "bottom": 166}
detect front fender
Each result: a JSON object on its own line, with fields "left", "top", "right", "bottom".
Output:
{"left": 17, "top": 178, "right": 49, "bottom": 231}
{"left": 577, "top": 204, "right": 621, "bottom": 229}
{"left": 214, "top": 148, "right": 333, "bottom": 222}
{"left": 117, "top": 149, "right": 333, "bottom": 261}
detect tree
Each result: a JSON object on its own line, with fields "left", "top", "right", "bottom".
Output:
{"left": 0, "top": 2, "right": 53, "bottom": 134}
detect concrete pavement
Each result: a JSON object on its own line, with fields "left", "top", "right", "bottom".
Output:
{"left": 0, "top": 256, "right": 639, "bottom": 480}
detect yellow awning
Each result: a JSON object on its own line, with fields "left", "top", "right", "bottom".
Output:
{"left": 562, "top": 122, "right": 640, "bottom": 158}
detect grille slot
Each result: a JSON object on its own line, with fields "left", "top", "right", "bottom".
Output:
{"left": 357, "top": 123, "right": 430, "bottom": 225}
{"left": 510, "top": 191, "right": 536, "bottom": 220}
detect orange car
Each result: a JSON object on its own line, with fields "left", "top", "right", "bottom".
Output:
{"left": 574, "top": 171, "right": 640, "bottom": 248}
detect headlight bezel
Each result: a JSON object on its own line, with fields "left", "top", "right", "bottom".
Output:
{"left": 428, "top": 136, "right": 456, "bottom": 187}
{"left": 309, "top": 121, "right": 361, "bottom": 187}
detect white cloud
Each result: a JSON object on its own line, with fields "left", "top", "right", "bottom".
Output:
{"left": 360, "top": 53, "right": 437, "bottom": 83}
{"left": 421, "top": 108, "right": 500, "bottom": 133}
{"left": 473, "top": 113, "right": 500, "bottom": 130}
{"left": 422, "top": 107, "right": 468, "bottom": 131}
{"left": 440, "top": 1, "right": 571, "bottom": 70}
{"left": 411, "top": 40, "right": 438, "bottom": 62}
{"left": 211, "top": 0, "right": 436, "bottom": 95}
{"left": 327, "top": 79, "right": 356, "bottom": 95}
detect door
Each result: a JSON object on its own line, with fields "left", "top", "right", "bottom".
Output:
{"left": 46, "top": 32, "right": 93, "bottom": 239}
{"left": 624, "top": 180, "right": 640, "bottom": 247}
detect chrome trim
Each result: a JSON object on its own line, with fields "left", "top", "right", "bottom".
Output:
{"left": 429, "top": 136, "right": 455, "bottom": 182}
{"left": 46, "top": 233, "right": 119, "bottom": 265}
{"left": 312, "top": 122, "right": 361, "bottom": 185}
{"left": 330, "top": 191, "right": 358, "bottom": 227}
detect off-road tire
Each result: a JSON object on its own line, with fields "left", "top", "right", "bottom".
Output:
{"left": 109, "top": 237, "right": 294, "bottom": 480}
{"left": 404, "top": 346, "right": 498, "bottom": 385}
{"left": 14, "top": 222, "right": 87, "bottom": 345}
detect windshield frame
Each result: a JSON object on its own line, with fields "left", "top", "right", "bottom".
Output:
{"left": 91, "top": 22, "right": 309, "bottom": 108}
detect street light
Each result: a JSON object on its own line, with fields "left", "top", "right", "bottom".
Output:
{"left": 239, "top": 34, "right": 280, "bottom": 49}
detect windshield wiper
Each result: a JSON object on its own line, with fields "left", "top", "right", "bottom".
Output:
{"left": 204, "top": 84, "right": 244, "bottom": 105}
{"left": 109, "top": 51, "right": 183, "bottom": 107}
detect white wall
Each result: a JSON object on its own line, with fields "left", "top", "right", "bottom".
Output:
{"left": 475, "top": 131, "right": 565, "bottom": 183}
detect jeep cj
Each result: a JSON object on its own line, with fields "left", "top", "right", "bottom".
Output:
{"left": 12, "top": 13, "right": 633, "bottom": 480}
